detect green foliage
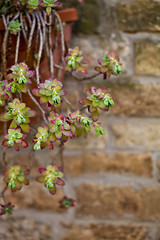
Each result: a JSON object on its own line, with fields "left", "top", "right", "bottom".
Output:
{"left": 8, "top": 20, "right": 21, "bottom": 34}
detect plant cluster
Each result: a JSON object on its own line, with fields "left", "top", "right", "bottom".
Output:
{"left": 0, "top": 0, "right": 122, "bottom": 216}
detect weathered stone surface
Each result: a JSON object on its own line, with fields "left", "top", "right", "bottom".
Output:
{"left": 65, "top": 128, "right": 108, "bottom": 150}
{"left": 111, "top": 123, "right": 160, "bottom": 149}
{"left": 5, "top": 182, "right": 64, "bottom": 211}
{"left": 111, "top": 82, "right": 160, "bottom": 116}
{"left": 0, "top": 216, "right": 52, "bottom": 240}
{"left": 76, "top": 183, "right": 160, "bottom": 220}
{"left": 65, "top": 152, "right": 153, "bottom": 177}
{"left": 62, "top": 223, "right": 148, "bottom": 240}
{"left": 63, "top": 0, "right": 100, "bottom": 34}
{"left": 116, "top": 0, "right": 160, "bottom": 32}
{"left": 62, "top": 90, "right": 79, "bottom": 111}
{"left": 135, "top": 39, "right": 160, "bottom": 76}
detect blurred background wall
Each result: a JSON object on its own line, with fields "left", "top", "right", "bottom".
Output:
{"left": 1, "top": 0, "right": 160, "bottom": 239}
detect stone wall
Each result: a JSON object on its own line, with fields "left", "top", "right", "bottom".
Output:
{"left": 1, "top": 0, "right": 160, "bottom": 239}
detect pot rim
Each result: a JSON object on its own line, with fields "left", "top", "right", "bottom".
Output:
{"left": 0, "top": 8, "right": 78, "bottom": 31}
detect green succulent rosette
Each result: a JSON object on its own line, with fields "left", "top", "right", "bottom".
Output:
{"left": 0, "top": 98, "right": 36, "bottom": 133}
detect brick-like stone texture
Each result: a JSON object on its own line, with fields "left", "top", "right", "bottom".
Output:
{"left": 111, "top": 123, "right": 160, "bottom": 149}
{"left": 65, "top": 129, "right": 108, "bottom": 150}
{"left": 62, "top": 224, "right": 148, "bottom": 240}
{"left": 111, "top": 82, "right": 160, "bottom": 117}
{"left": 65, "top": 152, "right": 153, "bottom": 177}
{"left": 116, "top": 0, "right": 160, "bottom": 32}
{"left": 135, "top": 39, "right": 160, "bottom": 76}
{"left": 5, "top": 182, "right": 64, "bottom": 211}
{"left": 76, "top": 183, "right": 160, "bottom": 220}
{"left": 0, "top": 216, "right": 52, "bottom": 240}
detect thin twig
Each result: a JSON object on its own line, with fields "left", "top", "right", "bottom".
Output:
{"left": 62, "top": 96, "right": 74, "bottom": 111}
{"left": 28, "top": 149, "right": 35, "bottom": 170}
{"left": 15, "top": 31, "right": 20, "bottom": 63}
{"left": 1, "top": 185, "right": 8, "bottom": 204}
{"left": 59, "top": 141, "right": 64, "bottom": 171}
{"left": 26, "top": 12, "right": 32, "bottom": 26}
{"left": 11, "top": 12, "right": 20, "bottom": 21}
{"left": 80, "top": 106, "right": 88, "bottom": 112}
{"left": 20, "top": 13, "right": 28, "bottom": 44}
{"left": 2, "top": 15, "right": 9, "bottom": 78}
{"left": 72, "top": 72, "right": 100, "bottom": 81}
{"left": 54, "top": 64, "right": 63, "bottom": 70}
{"left": 28, "top": 88, "right": 48, "bottom": 124}
{"left": 35, "top": 13, "right": 43, "bottom": 85}
{"left": 3, "top": 105, "right": 7, "bottom": 169}
{"left": 26, "top": 13, "right": 36, "bottom": 63}
{"left": 53, "top": 10, "right": 65, "bottom": 65}
{"left": 48, "top": 14, "right": 54, "bottom": 77}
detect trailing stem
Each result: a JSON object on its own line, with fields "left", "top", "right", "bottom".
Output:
{"left": 26, "top": 13, "right": 36, "bottom": 63}
{"left": 35, "top": 13, "right": 44, "bottom": 85}
{"left": 53, "top": 10, "right": 65, "bottom": 65}
{"left": 28, "top": 88, "right": 48, "bottom": 124}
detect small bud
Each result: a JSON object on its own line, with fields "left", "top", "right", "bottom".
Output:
{"left": 96, "top": 126, "right": 105, "bottom": 136}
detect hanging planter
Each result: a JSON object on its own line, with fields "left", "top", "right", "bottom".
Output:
{"left": 0, "top": 8, "right": 78, "bottom": 82}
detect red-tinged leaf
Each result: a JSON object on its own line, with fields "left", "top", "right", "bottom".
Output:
{"left": 49, "top": 134, "right": 57, "bottom": 142}
{"left": 27, "top": 110, "right": 36, "bottom": 118}
{"left": 21, "top": 124, "right": 30, "bottom": 133}
{"left": 23, "top": 178, "right": 29, "bottom": 185}
{"left": 14, "top": 180, "right": 22, "bottom": 190}
{"left": 71, "top": 109, "right": 80, "bottom": 118}
{"left": 64, "top": 123, "right": 70, "bottom": 130}
{"left": 24, "top": 169, "right": 30, "bottom": 176}
{"left": 40, "top": 96, "right": 48, "bottom": 104}
{"left": 27, "top": 70, "right": 35, "bottom": 78}
{"left": 49, "top": 184, "right": 56, "bottom": 195}
{"left": 14, "top": 145, "right": 20, "bottom": 152}
{"left": 55, "top": 178, "right": 65, "bottom": 186}
{"left": 21, "top": 140, "right": 29, "bottom": 148}
{"left": 2, "top": 140, "right": 8, "bottom": 147}
{"left": 47, "top": 143, "right": 54, "bottom": 150}
{"left": 57, "top": 167, "right": 63, "bottom": 172}
{"left": 55, "top": 131, "right": 62, "bottom": 139}
{"left": 95, "top": 66, "right": 101, "bottom": 72}
{"left": 76, "top": 128, "right": 84, "bottom": 138}
{"left": 3, "top": 171, "right": 7, "bottom": 177}
{"left": 79, "top": 99, "right": 85, "bottom": 105}
{"left": 61, "top": 135, "right": 68, "bottom": 143}
{"left": 21, "top": 85, "right": 27, "bottom": 93}
{"left": 89, "top": 104, "right": 97, "bottom": 113}
{"left": 36, "top": 176, "right": 45, "bottom": 183}
{"left": 41, "top": 141, "right": 46, "bottom": 149}
{"left": 32, "top": 88, "right": 40, "bottom": 96}
{"left": 70, "top": 125, "right": 76, "bottom": 135}
{"left": 39, "top": 168, "right": 46, "bottom": 174}
{"left": 78, "top": 66, "right": 88, "bottom": 74}
{"left": 46, "top": 6, "right": 51, "bottom": 16}
{"left": 62, "top": 130, "right": 71, "bottom": 137}
{"left": 92, "top": 110, "right": 99, "bottom": 122}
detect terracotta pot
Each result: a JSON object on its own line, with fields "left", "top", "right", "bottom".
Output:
{"left": 0, "top": 8, "right": 78, "bottom": 81}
